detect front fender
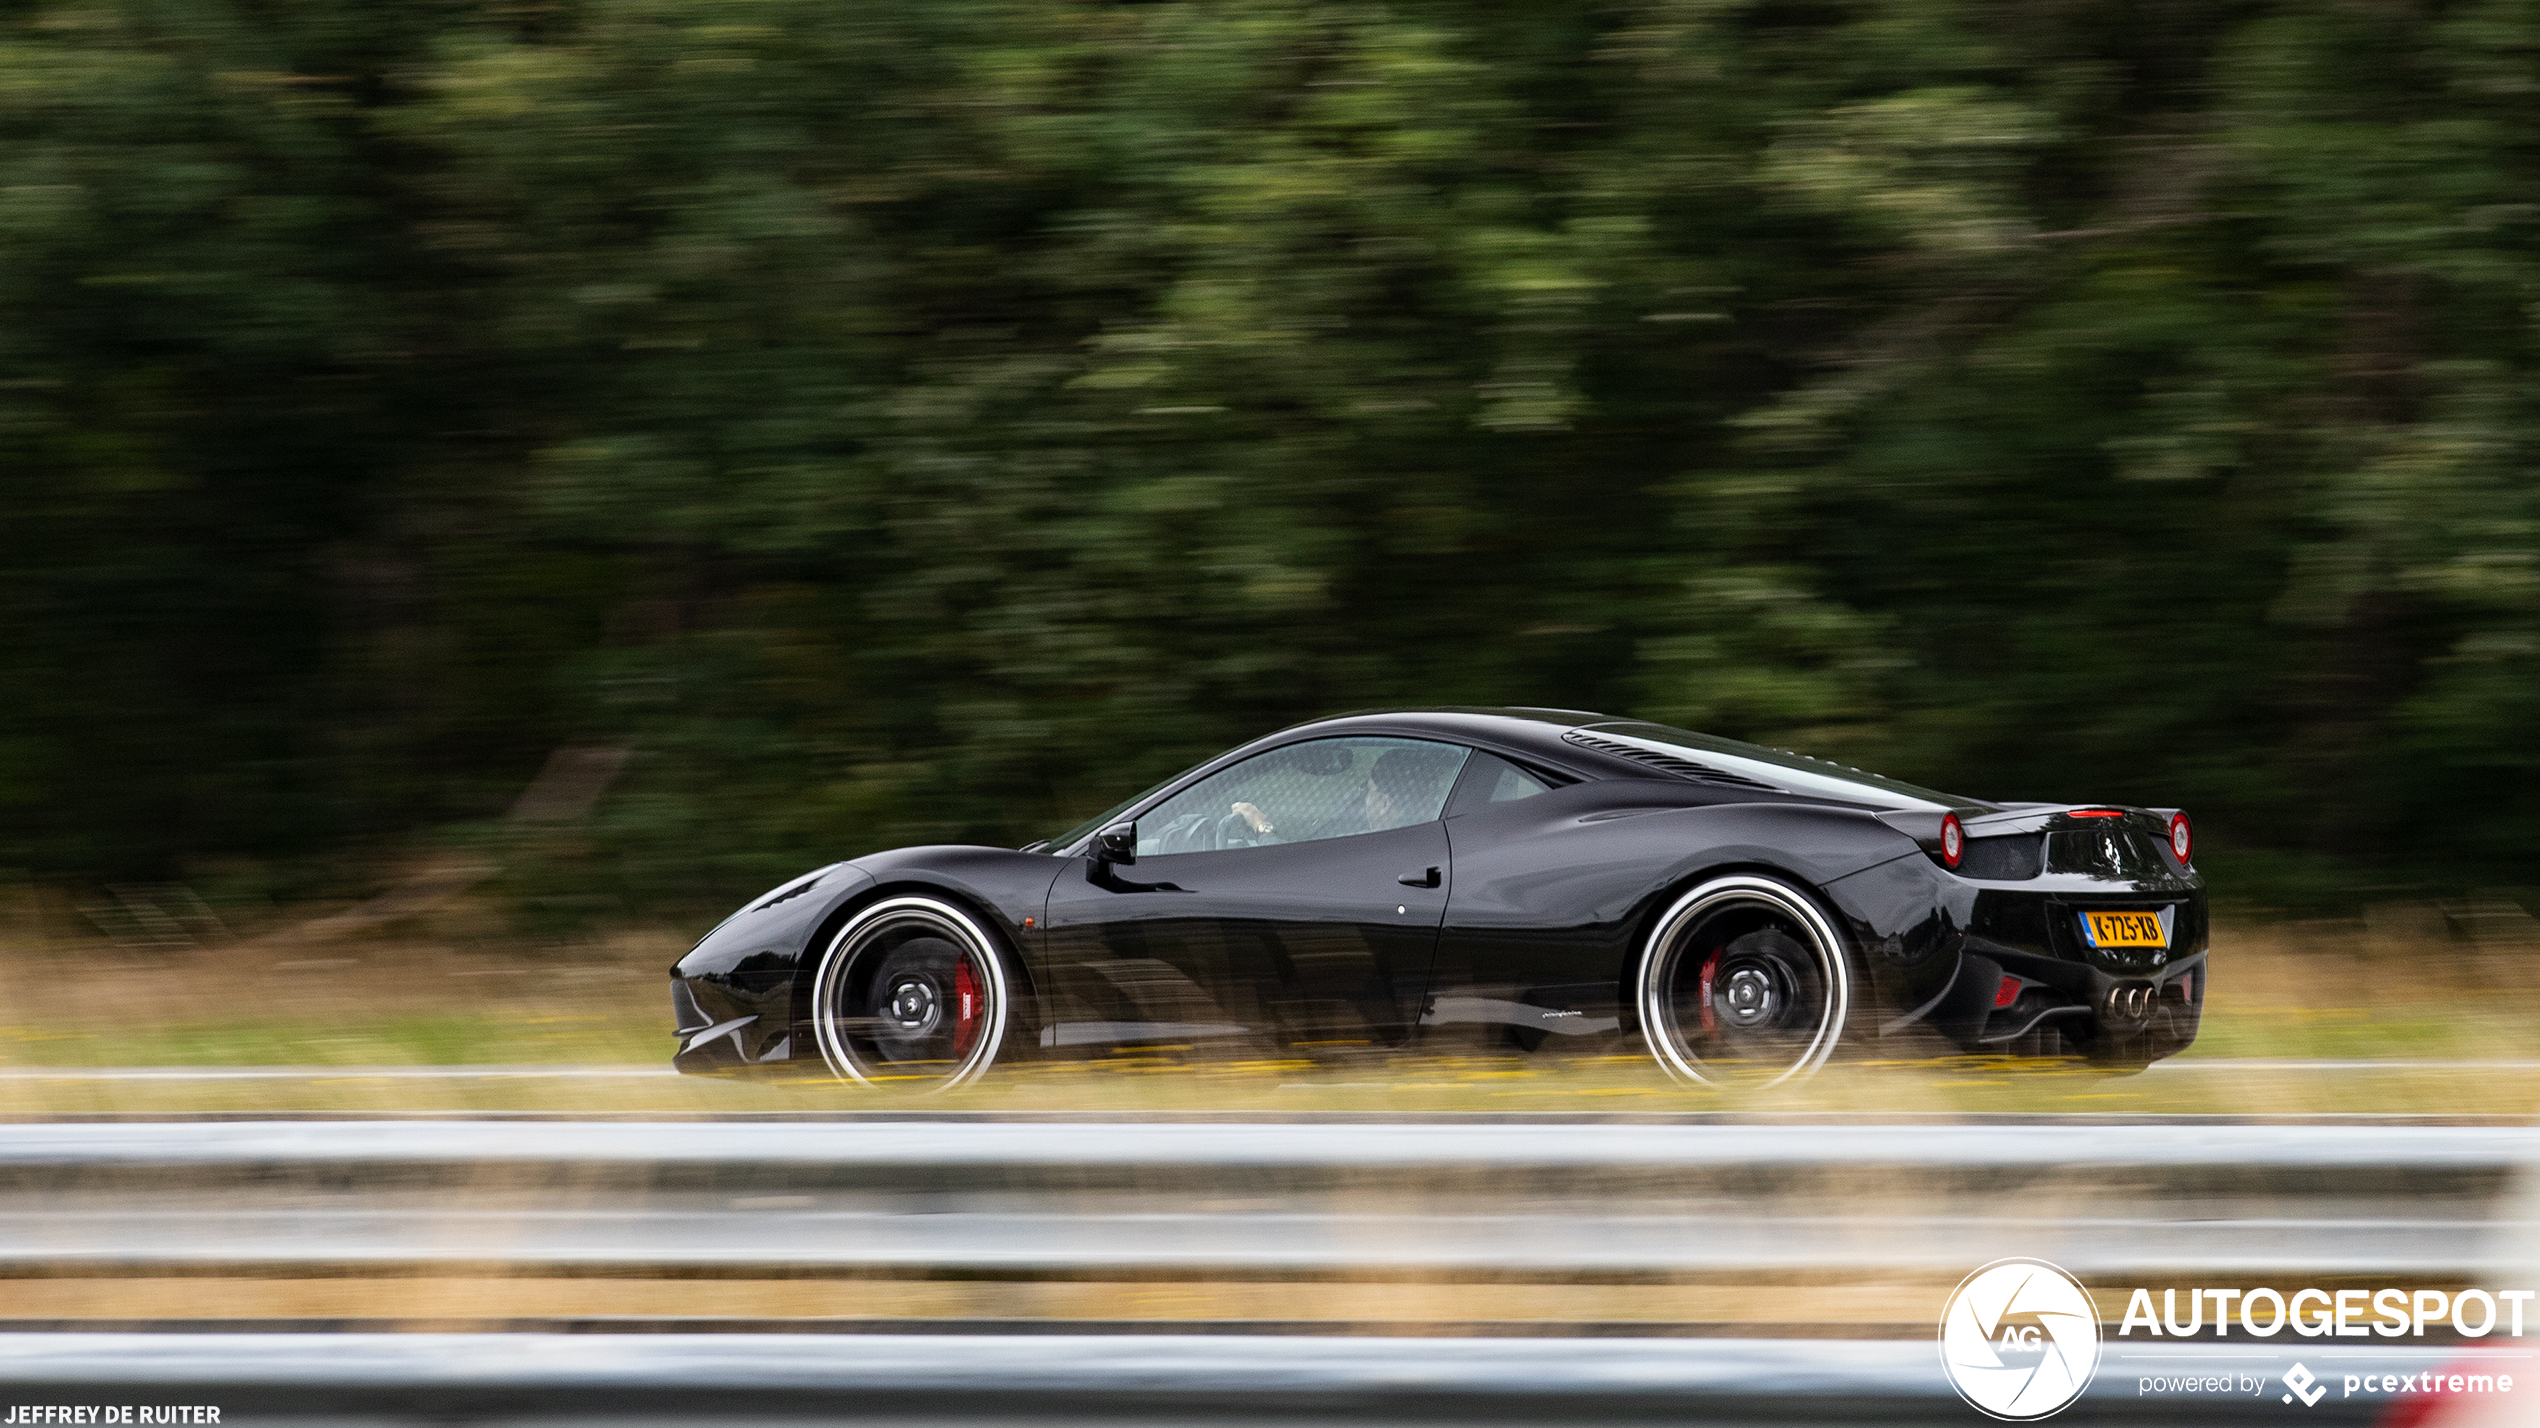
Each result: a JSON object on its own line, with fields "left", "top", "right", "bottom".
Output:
{"left": 673, "top": 846, "right": 1070, "bottom": 1075}
{"left": 671, "top": 864, "right": 878, "bottom": 1069}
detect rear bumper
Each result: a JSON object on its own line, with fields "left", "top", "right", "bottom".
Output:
{"left": 1945, "top": 936, "right": 2205, "bottom": 1062}
{"left": 1825, "top": 831, "right": 2209, "bottom": 1064}
{"left": 1939, "top": 887, "right": 2209, "bottom": 1061}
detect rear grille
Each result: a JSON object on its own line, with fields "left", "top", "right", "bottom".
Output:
{"left": 1957, "top": 833, "right": 2043, "bottom": 881}
{"left": 1561, "top": 732, "right": 1779, "bottom": 792}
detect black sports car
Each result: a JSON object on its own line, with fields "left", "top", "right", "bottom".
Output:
{"left": 670, "top": 708, "right": 2206, "bottom": 1089}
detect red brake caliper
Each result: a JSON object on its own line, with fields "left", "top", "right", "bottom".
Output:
{"left": 952, "top": 957, "right": 982, "bottom": 1058}
{"left": 1697, "top": 950, "right": 1721, "bottom": 1037}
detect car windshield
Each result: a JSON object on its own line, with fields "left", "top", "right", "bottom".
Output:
{"left": 1033, "top": 760, "right": 1211, "bottom": 853}
{"left": 1581, "top": 721, "right": 1991, "bottom": 813}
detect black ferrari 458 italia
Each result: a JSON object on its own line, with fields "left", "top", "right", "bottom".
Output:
{"left": 670, "top": 708, "right": 2206, "bottom": 1090}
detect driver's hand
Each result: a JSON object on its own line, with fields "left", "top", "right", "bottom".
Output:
{"left": 1232, "top": 801, "right": 1273, "bottom": 834}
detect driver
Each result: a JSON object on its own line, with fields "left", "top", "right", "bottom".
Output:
{"left": 1231, "top": 747, "right": 1441, "bottom": 842}
{"left": 1360, "top": 748, "right": 1429, "bottom": 832}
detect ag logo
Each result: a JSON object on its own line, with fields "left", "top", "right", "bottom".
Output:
{"left": 1939, "top": 1258, "right": 2103, "bottom": 1420}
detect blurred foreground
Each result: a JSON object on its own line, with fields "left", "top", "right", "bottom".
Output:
{"left": 3, "top": 1117, "right": 2527, "bottom": 1332}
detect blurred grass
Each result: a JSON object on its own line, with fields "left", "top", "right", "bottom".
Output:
{"left": 0, "top": 912, "right": 2534, "bottom": 1118}
{"left": 0, "top": 1014, "right": 659, "bottom": 1068}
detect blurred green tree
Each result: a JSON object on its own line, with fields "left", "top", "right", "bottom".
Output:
{"left": 3, "top": 0, "right": 2536, "bottom": 914}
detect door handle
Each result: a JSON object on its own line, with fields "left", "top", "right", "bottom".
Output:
{"left": 1397, "top": 867, "right": 1442, "bottom": 889}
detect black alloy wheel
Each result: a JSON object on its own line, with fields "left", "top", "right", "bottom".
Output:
{"left": 811, "top": 895, "right": 1011, "bottom": 1090}
{"left": 1636, "top": 874, "right": 1851, "bottom": 1090}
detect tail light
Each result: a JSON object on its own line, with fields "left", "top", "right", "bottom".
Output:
{"left": 2168, "top": 811, "right": 2193, "bottom": 863}
{"left": 1994, "top": 976, "right": 2022, "bottom": 1009}
{"left": 1939, "top": 812, "right": 1965, "bottom": 869}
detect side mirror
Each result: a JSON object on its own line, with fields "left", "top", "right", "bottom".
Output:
{"left": 1094, "top": 820, "right": 1138, "bottom": 867}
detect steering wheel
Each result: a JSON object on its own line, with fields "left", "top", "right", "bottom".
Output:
{"left": 1214, "top": 810, "right": 1267, "bottom": 848}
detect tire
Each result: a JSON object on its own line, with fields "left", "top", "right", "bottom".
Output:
{"left": 1635, "top": 874, "right": 1852, "bottom": 1090}
{"left": 810, "top": 895, "right": 1013, "bottom": 1091}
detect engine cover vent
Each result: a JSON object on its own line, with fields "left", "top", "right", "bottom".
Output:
{"left": 1561, "top": 732, "right": 1780, "bottom": 792}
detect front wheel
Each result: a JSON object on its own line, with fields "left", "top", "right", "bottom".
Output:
{"left": 810, "top": 895, "right": 1012, "bottom": 1091}
{"left": 1636, "top": 874, "right": 1851, "bottom": 1090}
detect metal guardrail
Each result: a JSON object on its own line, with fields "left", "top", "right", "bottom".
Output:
{"left": 0, "top": 1332, "right": 2481, "bottom": 1425}
{"left": 0, "top": 1122, "right": 2531, "bottom": 1279}
{"left": 1, "top": 1122, "right": 2533, "bottom": 1423}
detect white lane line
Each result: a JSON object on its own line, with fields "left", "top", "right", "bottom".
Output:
{"left": 0, "top": 1066, "right": 677, "bottom": 1081}
{"left": 8, "top": 1058, "right": 2540, "bottom": 1080}
{"left": 2148, "top": 1059, "right": 2540, "bottom": 1072}
{"left": 2, "top": 1058, "right": 2536, "bottom": 1083}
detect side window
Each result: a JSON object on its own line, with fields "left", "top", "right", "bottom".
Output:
{"left": 1445, "top": 751, "right": 1558, "bottom": 817}
{"left": 1137, "top": 737, "right": 1470, "bottom": 856}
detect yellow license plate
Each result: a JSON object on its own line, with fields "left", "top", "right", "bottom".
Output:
{"left": 2084, "top": 911, "right": 2167, "bottom": 948}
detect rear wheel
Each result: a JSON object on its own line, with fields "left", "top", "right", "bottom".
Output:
{"left": 811, "top": 895, "right": 1011, "bottom": 1091}
{"left": 1636, "top": 874, "right": 1851, "bottom": 1090}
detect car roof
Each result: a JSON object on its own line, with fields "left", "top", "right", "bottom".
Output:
{"left": 1263, "top": 707, "right": 1614, "bottom": 762}
{"left": 1259, "top": 709, "right": 1976, "bottom": 812}
{"left": 1042, "top": 706, "right": 1970, "bottom": 855}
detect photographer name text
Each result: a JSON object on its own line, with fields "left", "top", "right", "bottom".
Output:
{"left": 4, "top": 1408, "right": 220, "bottom": 1424}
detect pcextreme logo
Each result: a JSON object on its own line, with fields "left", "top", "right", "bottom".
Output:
{"left": 1939, "top": 1258, "right": 2104, "bottom": 1421}
{"left": 2284, "top": 1363, "right": 2328, "bottom": 1407}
